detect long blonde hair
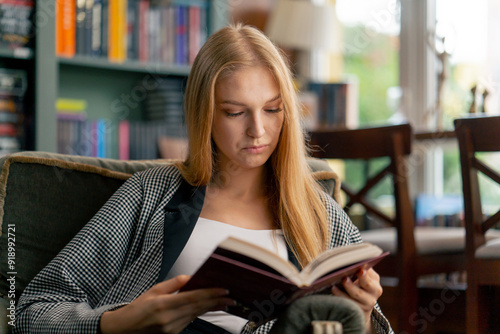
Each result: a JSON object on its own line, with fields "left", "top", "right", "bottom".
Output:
{"left": 177, "top": 24, "right": 328, "bottom": 267}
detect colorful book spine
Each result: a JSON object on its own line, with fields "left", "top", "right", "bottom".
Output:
{"left": 92, "top": 0, "right": 103, "bottom": 57}
{"left": 175, "top": 5, "right": 188, "bottom": 65}
{"left": 97, "top": 119, "right": 106, "bottom": 158}
{"left": 118, "top": 119, "right": 130, "bottom": 160}
{"left": 126, "top": 0, "right": 139, "bottom": 60}
{"left": 138, "top": 0, "right": 149, "bottom": 62}
{"left": 108, "top": 0, "right": 126, "bottom": 62}
{"left": 188, "top": 5, "right": 200, "bottom": 64}
{"left": 101, "top": 0, "right": 109, "bottom": 57}
{"left": 56, "top": 0, "right": 76, "bottom": 57}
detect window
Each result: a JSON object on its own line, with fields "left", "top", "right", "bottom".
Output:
{"left": 336, "top": 0, "right": 400, "bottom": 125}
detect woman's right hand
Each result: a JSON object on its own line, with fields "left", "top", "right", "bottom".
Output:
{"left": 99, "top": 275, "right": 234, "bottom": 334}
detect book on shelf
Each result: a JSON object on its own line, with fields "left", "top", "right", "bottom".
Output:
{"left": 56, "top": 0, "right": 76, "bottom": 57}
{"left": 55, "top": 0, "right": 208, "bottom": 65}
{"left": 308, "top": 78, "right": 359, "bottom": 129}
{"left": 180, "top": 237, "right": 389, "bottom": 324}
{"left": 0, "top": 0, "right": 34, "bottom": 52}
{"left": 0, "top": 69, "right": 28, "bottom": 155}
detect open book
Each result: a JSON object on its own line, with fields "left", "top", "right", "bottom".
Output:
{"left": 180, "top": 236, "right": 389, "bottom": 323}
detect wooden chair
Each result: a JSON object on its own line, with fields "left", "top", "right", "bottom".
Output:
{"left": 309, "top": 123, "right": 466, "bottom": 334}
{"left": 455, "top": 116, "right": 500, "bottom": 333}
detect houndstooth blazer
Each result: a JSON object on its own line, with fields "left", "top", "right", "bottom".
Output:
{"left": 14, "top": 165, "right": 393, "bottom": 334}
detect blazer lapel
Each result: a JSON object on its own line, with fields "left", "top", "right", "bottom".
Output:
{"left": 157, "top": 180, "right": 206, "bottom": 282}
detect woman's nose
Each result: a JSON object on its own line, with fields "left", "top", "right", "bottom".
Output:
{"left": 247, "top": 112, "right": 265, "bottom": 138}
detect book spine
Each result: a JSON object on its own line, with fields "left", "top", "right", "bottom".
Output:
{"left": 199, "top": 5, "right": 207, "bottom": 46}
{"left": 0, "top": 0, "right": 34, "bottom": 50}
{"left": 326, "top": 84, "right": 336, "bottom": 126}
{"left": 84, "top": 0, "right": 94, "bottom": 56}
{"left": 160, "top": 6, "right": 168, "bottom": 64}
{"left": 55, "top": 0, "right": 64, "bottom": 56}
{"left": 110, "top": 120, "right": 119, "bottom": 159}
{"left": 188, "top": 5, "right": 200, "bottom": 64}
{"left": 126, "top": 0, "right": 138, "bottom": 60}
{"left": 91, "top": 0, "right": 102, "bottom": 57}
{"left": 56, "top": 112, "right": 88, "bottom": 122}
{"left": 80, "top": 121, "right": 93, "bottom": 156}
{"left": 118, "top": 119, "right": 129, "bottom": 160}
{"left": 100, "top": 119, "right": 107, "bottom": 158}
{"left": 138, "top": 0, "right": 149, "bottom": 62}
{"left": 147, "top": 5, "right": 156, "bottom": 62}
{"left": 101, "top": 0, "right": 109, "bottom": 58}
{"left": 75, "top": 0, "right": 86, "bottom": 56}
{"left": 175, "top": 5, "right": 188, "bottom": 65}
{"left": 108, "top": 0, "right": 126, "bottom": 62}
{"left": 57, "top": 0, "right": 76, "bottom": 58}
{"left": 166, "top": 6, "right": 176, "bottom": 64}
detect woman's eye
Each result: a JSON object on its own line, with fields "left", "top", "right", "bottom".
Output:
{"left": 225, "top": 111, "right": 243, "bottom": 117}
{"left": 266, "top": 108, "right": 283, "bottom": 113}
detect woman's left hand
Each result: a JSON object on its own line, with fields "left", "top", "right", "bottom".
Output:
{"left": 331, "top": 268, "right": 383, "bottom": 333}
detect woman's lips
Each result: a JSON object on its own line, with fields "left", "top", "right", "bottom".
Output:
{"left": 244, "top": 145, "right": 268, "bottom": 154}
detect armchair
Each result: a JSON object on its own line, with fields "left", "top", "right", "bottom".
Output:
{"left": 0, "top": 151, "right": 340, "bottom": 333}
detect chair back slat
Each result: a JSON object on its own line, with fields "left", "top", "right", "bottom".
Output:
{"left": 483, "top": 211, "right": 500, "bottom": 234}
{"left": 454, "top": 116, "right": 500, "bottom": 152}
{"left": 473, "top": 158, "right": 500, "bottom": 185}
{"left": 309, "top": 123, "right": 412, "bottom": 159}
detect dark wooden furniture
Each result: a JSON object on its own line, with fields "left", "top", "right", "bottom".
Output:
{"left": 309, "top": 124, "right": 466, "bottom": 334}
{"left": 455, "top": 116, "right": 500, "bottom": 333}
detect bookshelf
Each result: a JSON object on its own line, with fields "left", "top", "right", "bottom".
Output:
{"left": 0, "top": 0, "right": 36, "bottom": 153}
{"left": 35, "top": 0, "right": 229, "bottom": 153}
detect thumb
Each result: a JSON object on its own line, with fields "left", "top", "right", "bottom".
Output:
{"left": 151, "top": 275, "right": 191, "bottom": 295}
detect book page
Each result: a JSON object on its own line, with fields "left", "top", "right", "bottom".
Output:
{"left": 218, "top": 236, "right": 302, "bottom": 285}
{"left": 299, "top": 243, "right": 383, "bottom": 285}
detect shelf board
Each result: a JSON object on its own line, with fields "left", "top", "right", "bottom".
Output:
{"left": 0, "top": 47, "right": 33, "bottom": 59}
{"left": 57, "top": 56, "right": 192, "bottom": 76}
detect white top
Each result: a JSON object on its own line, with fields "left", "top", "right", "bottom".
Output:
{"left": 166, "top": 217, "right": 288, "bottom": 334}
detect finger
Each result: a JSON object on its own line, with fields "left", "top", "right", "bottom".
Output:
{"left": 331, "top": 284, "right": 350, "bottom": 298}
{"left": 153, "top": 296, "right": 234, "bottom": 327}
{"left": 149, "top": 275, "right": 192, "bottom": 295}
{"left": 149, "top": 291, "right": 234, "bottom": 319}
{"left": 155, "top": 288, "right": 230, "bottom": 311}
{"left": 357, "top": 269, "right": 383, "bottom": 299}
{"left": 341, "top": 277, "right": 374, "bottom": 311}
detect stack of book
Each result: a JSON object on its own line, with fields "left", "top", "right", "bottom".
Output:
{"left": 56, "top": 0, "right": 207, "bottom": 65}
{"left": 56, "top": 97, "right": 186, "bottom": 160}
{"left": 307, "top": 79, "right": 359, "bottom": 129}
{"left": 57, "top": 98, "right": 121, "bottom": 159}
{"left": 143, "top": 78, "right": 185, "bottom": 126}
{"left": 0, "top": 0, "right": 34, "bottom": 55}
{"left": 0, "top": 69, "right": 27, "bottom": 156}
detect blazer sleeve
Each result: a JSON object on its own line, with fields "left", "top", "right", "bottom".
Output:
{"left": 14, "top": 173, "right": 147, "bottom": 334}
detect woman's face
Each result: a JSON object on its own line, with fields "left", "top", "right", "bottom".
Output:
{"left": 212, "top": 65, "right": 284, "bottom": 172}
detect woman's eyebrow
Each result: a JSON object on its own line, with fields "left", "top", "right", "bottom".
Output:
{"left": 266, "top": 94, "right": 281, "bottom": 103}
{"left": 219, "top": 99, "right": 246, "bottom": 106}
{"left": 219, "top": 94, "right": 281, "bottom": 106}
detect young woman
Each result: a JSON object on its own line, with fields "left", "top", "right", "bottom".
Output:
{"left": 15, "top": 25, "right": 393, "bottom": 334}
